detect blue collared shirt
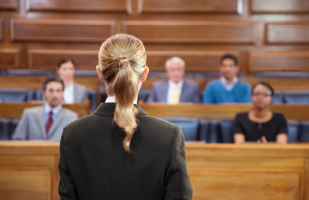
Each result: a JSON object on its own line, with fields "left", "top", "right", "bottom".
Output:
{"left": 44, "top": 103, "right": 62, "bottom": 124}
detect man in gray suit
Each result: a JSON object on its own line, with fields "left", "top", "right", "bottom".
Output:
{"left": 57, "top": 58, "right": 88, "bottom": 103}
{"left": 147, "top": 56, "right": 200, "bottom": 104}
{"left": 13, "top": 77, "right": 78, "bottom": 141}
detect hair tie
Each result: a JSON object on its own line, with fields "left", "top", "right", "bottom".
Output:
{"left": 116, "top": 57, "right": 129, "bottom": 70}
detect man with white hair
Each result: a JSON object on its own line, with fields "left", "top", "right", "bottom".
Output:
{"left": 146, "top": 56, "right": 200, "bottom": 104}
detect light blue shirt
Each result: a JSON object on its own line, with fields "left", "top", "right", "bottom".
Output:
{"left": 44, "top": 103, "right": 62, "bottom": 124}
{"left": 220, "top": 76, "right": 238, "bottom": 91}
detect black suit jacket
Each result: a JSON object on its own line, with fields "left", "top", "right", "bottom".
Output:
{"left": 58, "top": 103, "right": 193, "bottom": 200}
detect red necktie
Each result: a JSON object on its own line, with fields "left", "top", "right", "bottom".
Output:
{"left": 46, "top": 111, "right": 53, "bottom": 135}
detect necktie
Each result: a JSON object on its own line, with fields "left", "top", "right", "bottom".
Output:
{"left": 172, "top": 84, "right": 179, "bottom": 104}
{"left": 46, "top": 111, "right": 53, "bottom": 135}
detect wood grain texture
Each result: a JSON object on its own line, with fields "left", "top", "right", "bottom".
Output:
{"left": 0, "top": 102, "right": 90, "bottom": 118}
{"left": 251, "top": 0, "right": 309, "bottom": 14}
{"left": 137, "top": 0, "right": 241, "bottom": 14}
{"left": 29, "top": 0, "right": 129, "bottom": 13}
{"left": 10, "top": 19, "right": 116, "bottom": 43}
{"left": 249, "top": 51, "right": 309, "bottom": 72}
{"left": 122, "top": 21, "right": 258, "bottom": 44}
{"left": 0, "top": 142, "right": 308, "bottom": 200}
{"left": 0, "top": 18, "right": 3, "bottom": 42}
{"left": 140, "top": 104, "right": 309, "bottom": 121}
{"left": 28, "top": 49, "right": 98, "bottom": 70}
{"left": 266, "top": 22, "right": 309, "bottom": 44}
{"left": 0, "top": 49, "right": 20, "bottom": 69}
{"left": 147, "top": 51, "right": 240, "bottom": 72}
{"left": 0, "top": 0, "right": 18, "bottom": 10}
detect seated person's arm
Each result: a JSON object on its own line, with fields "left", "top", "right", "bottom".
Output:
{"left": 203, "top": 84, "right": 214, "bottom": 104}
{"left": 276, "top": 134, "right": 288, "bottom": 144}
{"left": 234, "top": 134, "right": 245, "bottom": 144}
{"left": 12, "top": 109, "right": 29, "bottom": 140}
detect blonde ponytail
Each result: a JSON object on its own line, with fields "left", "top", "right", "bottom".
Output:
{"left": 98, "top": 34, "right": 147, "bottom": 152}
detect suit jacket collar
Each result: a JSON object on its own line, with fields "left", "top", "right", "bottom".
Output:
{"left": 179, "top": 79, "right": 188, "bottom": 101}
{"left": 48, "top": 108, "right": 65, "bottom": 138}
{"left": 93, "top": 103, "right": 148, "bottom": 117}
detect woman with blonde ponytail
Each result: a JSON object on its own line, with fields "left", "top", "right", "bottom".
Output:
{"left": 58, "top": 33, "right": 193, "bottom": 200}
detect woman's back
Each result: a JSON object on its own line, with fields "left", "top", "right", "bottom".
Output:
{"left": 59, "top": 103, "right": 192, "bottom": 200}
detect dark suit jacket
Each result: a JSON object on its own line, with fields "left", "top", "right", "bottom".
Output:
{"left": 58, "top": 103, "right": 193, "bottom": 200}
{"left": 146, "top": 79, "right": 200, "bottom": 103}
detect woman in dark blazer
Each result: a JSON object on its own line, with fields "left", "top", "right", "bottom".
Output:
{"left": 58, "top": 34, "right": 193, "bottom": 200}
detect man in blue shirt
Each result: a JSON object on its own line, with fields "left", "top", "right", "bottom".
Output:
{"left": 203, "top": 54, "right": 251, "bottom": 104}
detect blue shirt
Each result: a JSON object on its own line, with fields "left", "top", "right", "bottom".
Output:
{"left": 203, "top": 79, "right": 252, "bottom": 103}
{"left": 44, "top": 103, "right": 62, "bottom": 124}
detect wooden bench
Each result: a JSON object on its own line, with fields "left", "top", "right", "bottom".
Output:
{"left": 0, "top": 102, "right": 90, "bottom": 119}
{"left": 0, "top": 142, "right": 308, "bottom": 200}
{"left": 140, "top": 104, "right": 309, "bottom": 121}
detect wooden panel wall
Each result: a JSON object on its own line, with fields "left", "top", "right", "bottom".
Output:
{"left": 0, "top": 0, "right": 18, "bottom": 11}
{"left": 29, "top": 0, "right": 130, "bottom": 13}
{"left": 249, "top": 51, "right": 309, "bottom": 72}
{"left": 251, "top": 0, "right": 309, "bottom": 14}
{"left": 11, "top": 19, "right": 116, "bottom": 42}
{"left": 0, "top": 0, "right": 308, "bottom": 74}
{"left": 0, "top": 49, "right": 20, "bottom": 69}
{"left": 122, "top": 21, "right": 258, "bottom": 44}
{"left": 266, "top": 22, "right": 309, "bottom": 44}
{"left": 138, "top": 0, "right": 241, "bottom": 14}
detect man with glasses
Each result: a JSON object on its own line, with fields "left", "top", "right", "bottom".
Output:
{"left": 203, "top": 54, "right": 251, "bottom": 104}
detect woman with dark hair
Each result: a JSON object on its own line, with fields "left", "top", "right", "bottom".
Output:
{"left": 58, "top": 34, "right": 193, "bottom": 200}
{"left": 234, "top": 82, "right": 288, "bottom": 144}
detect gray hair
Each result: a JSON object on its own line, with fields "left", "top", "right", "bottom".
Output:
{"left": 165, "top": 57, "right": 185, "bottom": 70}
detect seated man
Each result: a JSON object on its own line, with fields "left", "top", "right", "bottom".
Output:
{"left": 147, "top": 57, "right": 200, "bottom": 104}
{"left": 203, "top": 54, "right": 251, "bottom": 104}
{"left": 12, "top": 77, "right": 78, "bottom": 141}
{"left": 57, "top": 58, "right": 88, "bottom": 103}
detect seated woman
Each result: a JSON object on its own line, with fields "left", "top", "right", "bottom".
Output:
{"left": 234, "top": 82, "right": 288, "bottom": 144}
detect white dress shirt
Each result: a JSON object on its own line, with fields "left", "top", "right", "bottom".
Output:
{"left": 105, "top": 96, "right": 138, "bottom": 104}
{"left": 44, "top": 103, "right": 62, "bottom": 124}
{"left": 220, "top": 76, "right": 238, "bottom": 91}
{"left": 167, "top": 79, "right": 184, "bottom": 104}
{"left": 63, "top": 82, "right": 74, "bottom": 104}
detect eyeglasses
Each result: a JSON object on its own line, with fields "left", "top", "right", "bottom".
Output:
{"left": 252, "top": 92, "right": 272, "bottom": 97}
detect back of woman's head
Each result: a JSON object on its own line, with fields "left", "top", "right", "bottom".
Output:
{"left": 98, "top": 33, "right": 147, "bottom": 152}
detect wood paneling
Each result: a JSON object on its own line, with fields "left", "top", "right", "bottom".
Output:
{"left": 266, "top": 22, "right": 309, "bottom": 44}
{"left": 0, "top": 102, "right": 90, "bottom": 118}
{"left": 137, "top": 0, "right": 241, "bottom": 14}
{"left": 29, "top": 0, "right": 129, "bottom": 13}
{"left": 0, "top": 18, "right": 3, "bottom": 42}
{"left": 11, "top": 19, "right": 116, "bottom": 43}
{"left": 28, "top": 49, "right": 98, "bottom": 70}
{"left": 0, "top": 170, "right": 51, "bottom": 200}
{"left": 249, "top": 51, "right": 309, "bottom": 72}
{"left": 122, "top": 21, "right": 258, "bottom": 44}
{"left": 251, "top": 0, "right": 309, "bottom": 14}
{"left": 0, "top": 0, "right": 18, "bottom": 11}
{"left": 0, "top": 49, "right": 20, "bottom": 69}
{"left": 1, "top": 142, "right": 309, "bottom": 200}
{"left": 140, "top": 104, "right": 309, "bottom": 121}
{"left": 147, "top": 51, "right": 240, "bottom": 72}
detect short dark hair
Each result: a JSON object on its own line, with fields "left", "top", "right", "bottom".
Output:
{"left": 43, "top": 77, "right": 65, "bottom": 91}
{"left": 57, "top": 58, "right": 76, "bottom": 68}
{"left": 220, "top": 54, "right": 238, "bottom": 66}
{"left": 252, "top": 82, "right": 275, "bottom": 97}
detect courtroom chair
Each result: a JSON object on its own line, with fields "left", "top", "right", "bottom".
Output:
{"left": 253, "top": 72, "right": 309, "bottom": 78}
{"left": 5, "top": 69, "right": 55, "bottom": 76}
{"left": 0, "top": 88, "right": 34, "bottom": 102}
{"left": 160, "top": 117, "right": 200, "bottom": 141}
{"left": 283, "top": 91, "right": 309, "bottom": 104}
{"left": 147, "top": 72, "right": 167, "bottom": 78}
{"left": 185, "top": 72, "right": 221, "bottom": 78}
{"left": 300, "top": 121, "right": 309, "bottom": 142}
{"left": 138, "top": 89, "right": 151, "bottom": 102}
{"left": 272, "top": 91, "right": 284, "bottom": 104}
{"left": 199, "top": 120, "right": 220, "bottom": 143}
{"left": 287, "top": 120, "right": 300, "bottom": 143}
{"left": 0, "top": 118, "right": 10, "bottom": 140}
{"left": 219, "top": 119, "right": 234, "bottom": 143}
{"left": 74, "top": 70, "right": 97, "bottom": 77}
